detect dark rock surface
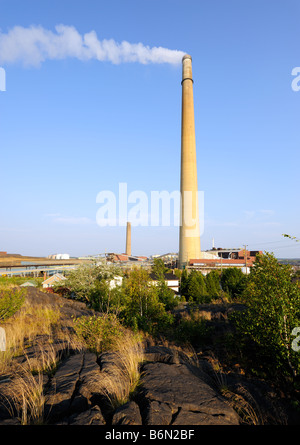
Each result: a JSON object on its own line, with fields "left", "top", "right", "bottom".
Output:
{"left": 0, "top": 341, "right": 242, "bottom": 426}
{"left": 67, "top": 406, "right": 105, "bottom": 425}
{"left": 112, "top": 401, "right": 142, "bottom": 425}
{"left": 140, "top": 361, "right": 239, "bottom": 425}
{"left": 0, "top": 289, "right": 299, "bottom": 426}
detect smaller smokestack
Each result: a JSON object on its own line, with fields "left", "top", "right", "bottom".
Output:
{"left": 126, "top": 222, "right": 131, "bottom": 256}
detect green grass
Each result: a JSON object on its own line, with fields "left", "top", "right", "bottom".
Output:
{"left": 0, "top": 276, "right": 43, "bottom": 288}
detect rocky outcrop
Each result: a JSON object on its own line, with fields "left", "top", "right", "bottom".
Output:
{"left": 112, "top": 401, "right": 142, "bottom": 425}
{"left": 139, "top": 361, "right": 239, "bottom": 425}
{"left": 0, "top": 289, "right": 298, "bottom": 426}
{"left": 0, "top": 342, "right": 241, "bottom": 425}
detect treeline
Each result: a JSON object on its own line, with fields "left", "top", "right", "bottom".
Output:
{"left": 180, "top": 267, "right": 247, "bottom": 303}
{"left": 53, "top": 259, "right": 246, "bottom": 335}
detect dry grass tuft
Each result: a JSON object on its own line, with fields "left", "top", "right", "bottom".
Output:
{"left": 0, "top": 297, "right": 87, "bottom": 378}
{"left": 97, "top": 332, "right": 145, "bottom": 410}
{"left": 3, "top": 369, "right": 45, "bottom": 425}
{"left": 25, "top": 343, "right": 59, "bottom": 376}
{"left": 205, "top": 354, "right": 264, "bottom": 425}
{"left": 0, "top": 302, "right": 62, "bottom": 377}
{"left": 220, "top": 387, "right": 262, "bottom": 425}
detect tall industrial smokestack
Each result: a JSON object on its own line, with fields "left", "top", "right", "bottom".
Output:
{"left": 179, "top": 55, "right": 201, "bottom": 268}
{"left": 126, "top": 221, "right": 131, "bottom": 256}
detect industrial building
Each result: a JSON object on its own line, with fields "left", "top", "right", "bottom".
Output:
{"left": 205, "top": 248, "right": 262, "bottom": 261}
{"left": 188, "top": 250, "right": 262, "bottom": 274}
{"left": 48, "top": 253, "right": 70, "bottom": 260}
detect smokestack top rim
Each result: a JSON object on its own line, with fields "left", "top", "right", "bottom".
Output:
{"left": 182, "top": 54, "right": 192, "bottom": 62}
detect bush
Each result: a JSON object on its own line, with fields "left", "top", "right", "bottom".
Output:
{"left": 0, "top": 288, "right": 25, "bottom": 322}
{"left": 73, "top": 314, "right": 123, "bottom": 355}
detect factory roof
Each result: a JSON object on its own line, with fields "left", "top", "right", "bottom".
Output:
{"left": 189, "top": 258, "right": 255, "bottom": 266}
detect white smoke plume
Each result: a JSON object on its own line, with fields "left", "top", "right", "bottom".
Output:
{"left": 0, "top": 24, "right": 185, "bottom": 67}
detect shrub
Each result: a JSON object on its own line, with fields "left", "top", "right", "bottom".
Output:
{"left": 73, "top": 314, "right": 123, "bottom": 355}
{"left": 0, "top": 288, "right": 25, "bottom": 322}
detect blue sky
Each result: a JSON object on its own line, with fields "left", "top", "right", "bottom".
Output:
{"left": 0, "top": 0, "right": 299, "bottom": 258}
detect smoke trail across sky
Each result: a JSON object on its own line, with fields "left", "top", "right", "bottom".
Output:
{"left": 0, "top": 24, "right": 185, "bottom": 67}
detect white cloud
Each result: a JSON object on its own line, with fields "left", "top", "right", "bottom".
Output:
{"left": 43, "top": 213, "right": 93, "bottom": 225}
{"left": 0, "top": 24, "right": 185, "bottom": 67}
{"left": 259, "top": 209, "right": 275, "bottom": 216}
{"left": 53, "top": 216, "right": 93, "bottom": 225}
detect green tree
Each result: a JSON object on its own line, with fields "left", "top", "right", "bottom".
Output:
{"left": 57, "top": 262, "right": 122, "bottom": 310}
{"left": 151, "top": 258, "right": 168, "bottom": 281}
{"left": 89, "top": 280, "right": 125, "bottom": 315}
{"left": 180, "top": 269, "right": 189, "bottom": 298}
{"left": 205, "top": 270, "right": 221, "bottom": 299}
{"left": 121, "top": 268, "right": 173, "bottom": 334}
{"left": 232, "top": 252, "right": 300, "bottom": 379}
{"left": 220, "top": 267, "right": 247, "bottom": 300}
{"left": 156, "top": 280, "right": 179, "bottom": 311}
{"left": 151, "top": 258, "right": 179, "bottom": 310}
{"left": 186, "top": 270, "right": 209, "bottom": 304}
